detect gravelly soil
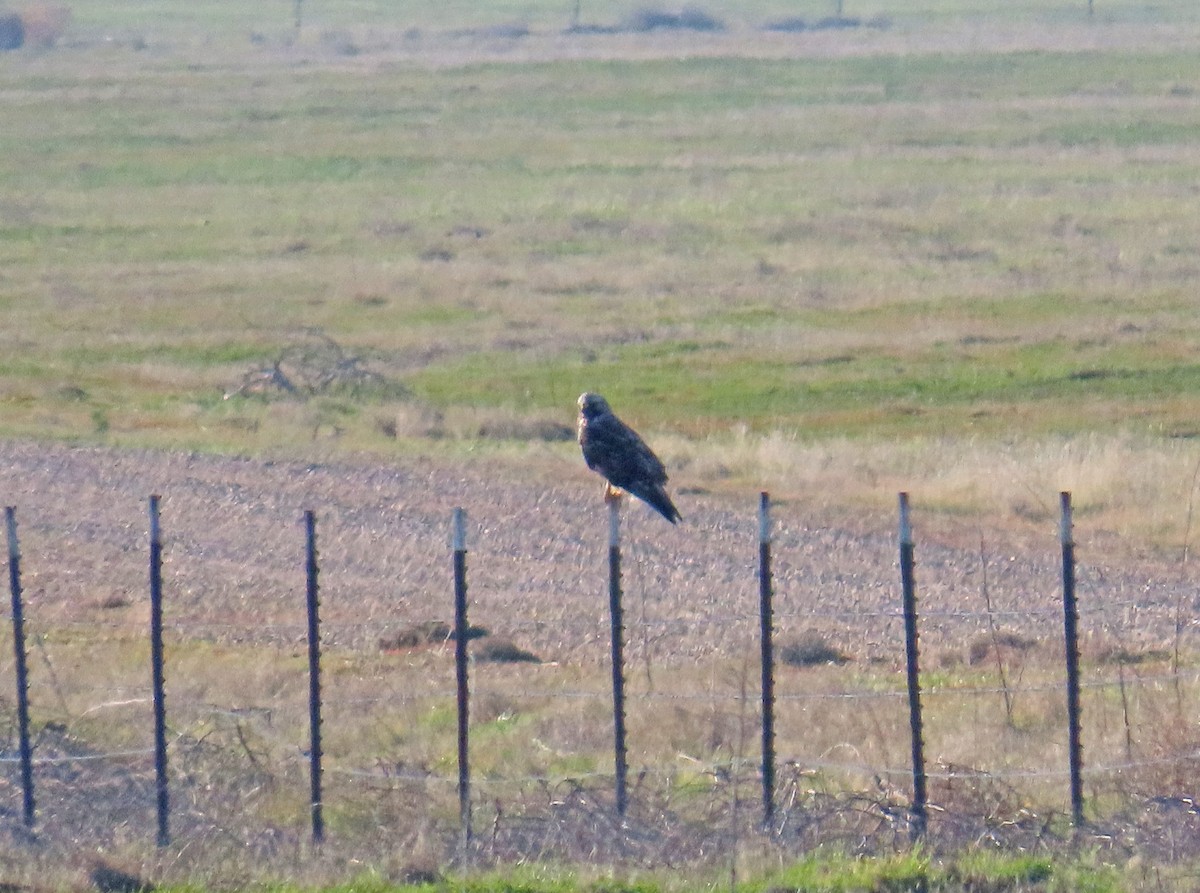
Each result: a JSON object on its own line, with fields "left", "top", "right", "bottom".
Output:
{"left": 0, "top": 439, "right": 1191, "bottom": 662}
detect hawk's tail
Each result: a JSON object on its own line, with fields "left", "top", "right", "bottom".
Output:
{"left": 634, "top": 483, "right": 681, "bottom": 524}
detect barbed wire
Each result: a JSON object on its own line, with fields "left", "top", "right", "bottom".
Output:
{"left": 8, "top": 735, "right": 1198, "bottom": 786}
{"left": 0, "top": 747, "right": 155, "bottom": 765}
{"left": 64, "top": 663, "right": 1190, "bottom": 719}
{"left": 6, "top": 695, "right": 1199, "bottom": 795}
{"left": 0, "top": 603, "right": 1026, "bottom": 630}
{"left": 313, "top": 749, "right": 1200, "bottom": 788}
{"left": 7, "top": 586, "right": 1186, "bottom": 637}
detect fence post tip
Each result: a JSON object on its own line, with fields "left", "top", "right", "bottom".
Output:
{"left": 452, "top": 508, "right": 467, "bottom": 552}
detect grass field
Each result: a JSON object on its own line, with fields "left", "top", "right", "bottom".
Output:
{"left": 4, "top": 1, "right": 1200, "bottom": 889}
{"left": 4, "top": 1, "right": 1200, "bottom": 547}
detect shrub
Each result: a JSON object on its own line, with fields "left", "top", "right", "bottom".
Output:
{"left": 677, "top": 6, "right": 723, "bottom": 31}
{"left": 762, "top": 17, "right": 807, "bottom": 33}
{"left": 623, "top": 6, "right": 724, "bottom": 33}
{"left": 563, "top": 23, "right": 621, "bottom": 35}
{"left": 479, "top": 22, "right": 529, "bottom": 39}
{"left": 812, "top": 16, "right": 861, "bottom": 30}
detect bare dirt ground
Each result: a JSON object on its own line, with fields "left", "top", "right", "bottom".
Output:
{"left": 2, "top": 440, "right": 1199, "bottom": 883}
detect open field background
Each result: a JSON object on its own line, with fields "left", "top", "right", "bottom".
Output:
{"left": 2, "top": 1, "right": 1200, "bottom": 508}
{"left": 4, "top": 0, "right": 1200, "bottom": 888}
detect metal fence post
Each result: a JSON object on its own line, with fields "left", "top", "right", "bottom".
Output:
{"left": 757, "top": 492, "right": 776, "bottom": 831}
{"left": 6, "top": 507, "right": 34, "bottom": 827}
{"left": 148, "top": 495, "right": 170, "bottom": 848}
{"left": 304, "top": 510, "right": 325, "bottom": 844}
{"left": 452, "top": 507, "right": 472, "bottom": 848}
{"left": 607, "top": 498, "right": 629, "bottom": 817}
{"left": 1060, "top": 492, "right": 1084, "bottom": 827}
{"left": 898, "top": 492, "right": 927, "bottom": 840}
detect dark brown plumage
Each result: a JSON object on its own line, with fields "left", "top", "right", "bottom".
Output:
{"left": 577, "top": 392, "right": 681, "bottom": 523}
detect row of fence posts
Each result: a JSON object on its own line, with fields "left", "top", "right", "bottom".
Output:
{"left": 4, "top": 491, "right": 1086, "bottom": 847}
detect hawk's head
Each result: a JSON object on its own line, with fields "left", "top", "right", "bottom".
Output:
{"left": 577, "top": 392, "right": 611, "bottom": 420}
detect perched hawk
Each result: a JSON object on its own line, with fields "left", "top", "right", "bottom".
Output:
{"left": 577, "top": 392, "right": 681, "bottom": 524}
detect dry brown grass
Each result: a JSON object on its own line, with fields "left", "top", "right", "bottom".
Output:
{"left": 662, "top": 429, "right": 1200, "bottom": 552}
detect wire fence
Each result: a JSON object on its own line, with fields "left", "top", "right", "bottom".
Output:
{"left": 4, "top": 488, "right": 1200, "bottom": 866}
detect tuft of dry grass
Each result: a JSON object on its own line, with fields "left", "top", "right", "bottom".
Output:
{"left": 661, "top": 428, "right": 1200, "bottom": 548}
{"left": 967, "top": 630, "right": 1037, "bottom": 666}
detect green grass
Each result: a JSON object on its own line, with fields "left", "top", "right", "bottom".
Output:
{"left": 5, "top": 38, "right": 1200, "bottom": 448}
{"left": 199, "top": 850, "right": 1127, "bottom": 893}
{"left": 407, "top": 327, "right": 1200, "bottom": 437}
{"left": 168, "top": 850, "right": 1122, "bottom": 893}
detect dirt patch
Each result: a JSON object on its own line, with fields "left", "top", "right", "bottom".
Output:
{"left": 0, "top": 437, "right": 1189, "bottom": 660}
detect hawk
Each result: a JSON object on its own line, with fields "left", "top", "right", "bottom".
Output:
{"left": 577, "top": 392, "right": 681, "bottom": 524}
